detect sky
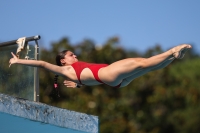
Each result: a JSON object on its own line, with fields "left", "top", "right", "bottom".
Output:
{"left": 0, "top": 0, "right": 200, "bottom": 54}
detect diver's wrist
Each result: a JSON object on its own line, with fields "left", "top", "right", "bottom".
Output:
{"left": 75, "top": 83, "right": 81, "bottom": 88}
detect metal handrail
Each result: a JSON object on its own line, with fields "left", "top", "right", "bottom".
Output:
{"left": 0, "top": 35, "right": 40, "bottom": 47}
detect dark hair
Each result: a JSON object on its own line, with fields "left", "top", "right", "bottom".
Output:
{"left": 54, "top": 50, "right": 69, "bottom": 97}
{"left": 55, "top": 49, "right": 69, "bottom": 66}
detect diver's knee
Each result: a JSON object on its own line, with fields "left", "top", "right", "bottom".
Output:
{"left": 138, "top": 59, "right": 150, "bottom": 68}
{"left": 129, "top": 58, "right": 146, "bottom": 69}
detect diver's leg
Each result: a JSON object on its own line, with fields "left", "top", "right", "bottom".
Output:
{"left": 99, "top": 44, "right": 191, "bottom": 86}
{"left": 120, "top": 57, "right": 174, "bottom": 87}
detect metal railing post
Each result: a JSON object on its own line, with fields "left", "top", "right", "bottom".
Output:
{"left": 34, "top": 40, "right": 39, "bottom": 102}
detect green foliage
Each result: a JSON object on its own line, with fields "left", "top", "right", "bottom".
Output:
{"left": 39, "top": 37, "right": 200, "bottom": 133}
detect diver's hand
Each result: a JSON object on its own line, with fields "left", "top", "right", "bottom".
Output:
{"left": 9, "top": 52, "right": 18, "bottom": 67}
{"left": 63, "top": 80, "right": 78, "bottom": 88}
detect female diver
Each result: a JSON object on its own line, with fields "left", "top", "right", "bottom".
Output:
{"left": 9, "top": 44, "right": 192, "bottom": 88}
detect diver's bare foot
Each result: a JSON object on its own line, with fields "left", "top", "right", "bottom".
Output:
{"left": 171, "top": 44, "right": 192, "bottom": 59}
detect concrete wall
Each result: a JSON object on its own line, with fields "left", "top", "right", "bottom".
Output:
{"left": 0, "top": 94, "right": 99, "bottom": 133}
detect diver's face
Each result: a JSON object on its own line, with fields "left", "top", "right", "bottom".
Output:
{"left": 60, "top": 51, "right": 78, "bottom": 65}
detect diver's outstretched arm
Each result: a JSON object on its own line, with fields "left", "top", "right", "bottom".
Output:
{"left": 9, "top": 52, "right": 65, "bottom": 76}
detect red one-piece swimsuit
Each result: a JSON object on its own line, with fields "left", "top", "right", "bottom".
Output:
{"left": 71, "top": 61, "right": 121, "bottom": 88}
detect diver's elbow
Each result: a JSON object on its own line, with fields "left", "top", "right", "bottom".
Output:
{"left": 39, "top": 61, "right": 47, "bottom": 68}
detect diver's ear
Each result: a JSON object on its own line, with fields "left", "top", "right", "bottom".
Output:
{"left": 60, "top": 59, "right": 66, "bottom": 65}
